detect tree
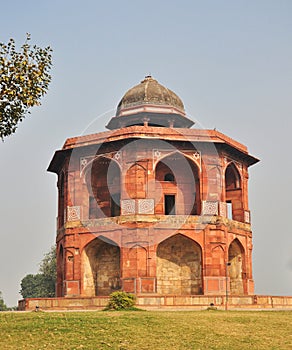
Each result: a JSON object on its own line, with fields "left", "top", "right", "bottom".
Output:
{"left": 20, "top": 246, "right": 56, "bottom": 298}
{"left": 0, "top": 33, "right": 52, "bottom": 140}
{"left": 20, "top": 274, "right": 46, "bottom": 298}
{"left": 0, "top": 291, "right": 8, "bottom": 311}
{"left": 39, "top": 245, "right": 57, "bottom": 280}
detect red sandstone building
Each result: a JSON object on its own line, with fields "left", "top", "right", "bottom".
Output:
{"left": 48, "top": 76, "right": 259, "bottom": 299}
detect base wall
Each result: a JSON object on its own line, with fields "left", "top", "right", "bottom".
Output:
{"left": 18, "top": 295, "right": 292, "bottom": 311}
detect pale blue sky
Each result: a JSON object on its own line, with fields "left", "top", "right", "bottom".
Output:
{"left": 0, "top": 0, "right": 291, "bottom": 306}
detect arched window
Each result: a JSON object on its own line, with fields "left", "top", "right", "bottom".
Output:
{"left": 225, "top": 164, "right": 240, "bottom": 190}
{"left": 164, "top": 173, "right": 175, "bottom": 182}
{"left": 155, "top": 153, "right": 200, "bottom": 215}
{"left": 87, "top": 157, "right": 121, "bottom": 218}
{"left": 225, "top": 163, "right": 243, "bottom": 222}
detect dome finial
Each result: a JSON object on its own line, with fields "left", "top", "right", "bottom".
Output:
{"left": 142, "top": 74, "right": 153, "bottom": 83}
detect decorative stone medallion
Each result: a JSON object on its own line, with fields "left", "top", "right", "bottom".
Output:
{"left": 202, "top": 201, "right": 218, "bottom": 215}
{"left": 67, "top": 206, "right": 81, "bottom": 221}
{"left": 138, "top": 199, "right": 154, "bottom": 214}
{"left": 121, "top": 199, "right": 136, "bottom": 215}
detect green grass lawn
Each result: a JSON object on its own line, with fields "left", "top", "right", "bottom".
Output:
{"left": 1, "top": 310, "right": 291, "bottom": 349}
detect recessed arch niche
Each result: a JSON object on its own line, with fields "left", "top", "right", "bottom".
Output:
{"left": 85, "top": 156, "right": 121, "bottom": 218}
{"left": 82, "top": 237, "right": 121, "bottom": 296}
{"left": 228, "top": 239, "right": 245, "bottom": 295}
{"left": 125, "top": 163, "right": 146, "bottom": 199}
{"left": 157, "top": 234, "right": 202, "bottom": 295}
{"left": 225, "top": 163, "right": 243, "bottom": 221}
{"left": 155, "top": 152, "right": 200, "bottom": 215}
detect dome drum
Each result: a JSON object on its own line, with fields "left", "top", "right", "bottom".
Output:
{"left": 106, "top": 106, "right": 194, "bottom": 129}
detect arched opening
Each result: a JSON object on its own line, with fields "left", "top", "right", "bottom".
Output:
{"left": 82, "top": 237, "right": 121, "bottom": 296}
{"left": 225, "top": 163, "right": 243, "bottom": 222}
{"left": 228, "top": 239, "right": 245, "bottom": 295}
{"left": 155, "top": 153, "right": 200, "bottom": 215}
{"left": 86, "top": 157, "right": 121, "bottom": 218}
{"left": 164, "top": 173, "right": 175, "bottom": 182}
{"left": 157, "top": 234, "right": 202, "bottom": 295}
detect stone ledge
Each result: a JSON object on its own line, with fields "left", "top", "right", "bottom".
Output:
{"left": 64, "top": 215, "right": 251, "bottom": 232}
{"left": 18, "top": 295, "right": 292, "bottom": 311}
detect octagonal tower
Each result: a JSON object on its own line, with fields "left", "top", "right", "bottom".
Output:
{"left": 48, "top": 76, "right": 259, "bottom": 298}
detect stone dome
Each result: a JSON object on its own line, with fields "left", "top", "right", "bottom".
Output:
{"left": 116, "top": 75, "right": 185, "bottom": 116}
{"left": 106, "top": 76, "right": 194, "bottom": 130}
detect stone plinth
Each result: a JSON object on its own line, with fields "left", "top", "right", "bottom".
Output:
{"left": 18, "top": 295, "right": 292, "bottom": 311}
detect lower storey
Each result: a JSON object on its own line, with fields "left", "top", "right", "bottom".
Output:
{"left": 57, "top": 230, "right": 254, "bottom": 297}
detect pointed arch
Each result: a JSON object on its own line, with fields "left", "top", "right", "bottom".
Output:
{"left": 225, "top": 163, "right": 243, "bottom": 221}
{"left": 81, "top": 236, "right": 121, "bottom": 296}
{"left": 211, "top": 244, "right": 224, "bottom": 252}
{"left": 228, "top": 239, "right": 245, "bottom": 295}
{"left": 125, "top": 163, "right": 146, "bottom": 199}
{"left": 156, "top": 234, "right": 202, "bottom": 295}
{"left": 154, "top": 152, "right": 201, "bottom": 215}
{"left": 85, "top": 156, "right": 121, "bottom": 218}
{"left": 153, "top": 150, "right": 200, "bottom": 171}
{"left": 225, "top": 162, "right": 241, "bottom": 190}
{"left": 81, "top": 155, "right": 122, "bottom": 180}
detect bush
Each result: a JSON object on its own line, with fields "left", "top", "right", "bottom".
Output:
{"left": 106, "top": 291, "right": 136, "bottom": 310}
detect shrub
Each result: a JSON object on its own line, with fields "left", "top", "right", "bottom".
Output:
{"left": 106, "top": 291, "right": 136, "bottom": 310}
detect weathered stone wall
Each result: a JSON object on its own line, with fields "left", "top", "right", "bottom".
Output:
{"left": 228, "top": 239, "right": 244, "bottom": 295}
{"left": 157, "top": 234, "right": 202, "bottom": 295}
{"left": 82, "top": 238, "right": 120, "bottom": 296}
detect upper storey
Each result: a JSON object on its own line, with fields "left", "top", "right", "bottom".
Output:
{"left": 48, "top": 75, "right": 259, "bottom": 173}
{"left": 106, "top": 76, "right": 194, "bottom": 129}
